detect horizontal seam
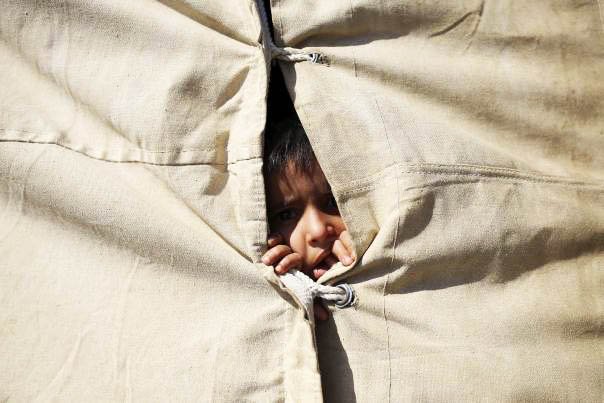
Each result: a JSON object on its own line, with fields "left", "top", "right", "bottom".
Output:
{"left": 339, "top": 174, "right": 604, "bottom": 195}
{"left": 0, "top": 139, "right": 261, "bottom": 166}
{"left": 226, "top": 155, "right": 262, "bottom": 164}
{"left": 404, "top": 171, "right": 604, "bottom": 188}
{"left": 337, "top": 163, "right": 604, "bottom": 195}
{"left": 396, "top": 161, "right": 600, "bottom": 184}
{"left": 0, "top": 130, "right": 261, "bottom": 154}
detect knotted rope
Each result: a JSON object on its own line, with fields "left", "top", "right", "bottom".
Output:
{"left": 279, "top": 270, "right": 356, "bottom": 319}
{"left": 256, "top": 0, "right": 328, "bottom": 65}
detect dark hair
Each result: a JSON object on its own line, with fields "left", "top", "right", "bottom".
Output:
{"left": 263, "top": 115, "right": 316, "bottom": 178}
{"left": 263, "top": 67, "right": 317, "bottom": 177}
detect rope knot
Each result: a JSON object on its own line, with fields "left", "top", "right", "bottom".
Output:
{"left": 279, "top": 270, "right": 356, "bottom": 319}
{"left": 270, "top": 44, "right": 329, "bottom": 65}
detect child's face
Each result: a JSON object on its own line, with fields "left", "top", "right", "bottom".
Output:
{"left": 267, "top": 162, "right": 346, "bottom": 275}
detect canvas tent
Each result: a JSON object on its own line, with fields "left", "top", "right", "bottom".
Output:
{"left": 1, "top": 0, "right": 603, "bottom": 401}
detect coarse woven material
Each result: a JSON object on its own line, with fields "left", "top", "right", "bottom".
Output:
{"left": 1, "top": 0, "right": 603, "bottom": 402}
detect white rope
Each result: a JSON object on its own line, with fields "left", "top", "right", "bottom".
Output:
{"left": 255, "top": 0, "right": 327, "bottom": 65}
{"left": 255, "top": 0, "right": 341, "bottom": 316}
{"left": 279, "top": 270, "right": 355, "bottom": 319}
{"left": 269, "top": 45, "right": 326, "bottom": 63}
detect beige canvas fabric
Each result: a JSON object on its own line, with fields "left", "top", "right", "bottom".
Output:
{"left": 272, "top": 1, "right": 604, "bottom": 401}
{"left": 1, "top": 0, "right": 321, "bottom": 401}
{"left": 1, "top": 0, "right": 603, "bottom": 402}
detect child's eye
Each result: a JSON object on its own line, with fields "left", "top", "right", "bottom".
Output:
{"left": 325, "top": 195, "right": 340, "bottom": 213}
{"left": 277, "top": 209, "right": 297, "bottom": 221}
{"left": 324, "top": 195, "right": 340, "bottom": 215}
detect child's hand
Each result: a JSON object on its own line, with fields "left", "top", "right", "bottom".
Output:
{"left": 332, "top": 230, "right": 356, "bottom": 266}
{"left": 262, "top": 233, "right": 330, "bottom": 322}
{"left": 261, "top": 231, "right": 355, "bottom": 322}
{"left": 261, "top": 233, "right": 303, "bottom": 275}
{"left": 312, "top": 230, "right": 356, "bottom": 280}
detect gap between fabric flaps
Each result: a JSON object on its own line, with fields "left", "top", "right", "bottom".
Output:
{"left": 255, "top": 0, "right": 348, "bottom": 318}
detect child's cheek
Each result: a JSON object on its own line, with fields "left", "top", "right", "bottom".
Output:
{"left": 286, "top": 230, "right": 305, "bottom": 256}
{"left": 334, "top": 217, "right": 346, "bottom": 233}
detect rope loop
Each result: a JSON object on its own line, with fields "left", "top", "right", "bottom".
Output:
{"left": 271, "top": 45, "right": 329, "bottom": 65}
{"left": 279, "top": 270, "right": 356, "bottom": 317}
{"left": 256, "top": 0, "right": 328, "bottom": 65}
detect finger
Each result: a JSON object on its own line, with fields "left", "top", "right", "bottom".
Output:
{"left": 267, "top": 233, "right": 283, "bottom": 248}
{"left": 339, "top": 230, "right": 356, "bottom": 259}
{"left": 314, "top": 301, "right": 329, "bottom": 321}
{"left": 332, "top": 240, "right": 354, "bottom": 266}
{"left": 261, "top": 244, "right": 292, "bottom": 266}
{"left": 274, "top": 253, "right": 303, "bottom": 274}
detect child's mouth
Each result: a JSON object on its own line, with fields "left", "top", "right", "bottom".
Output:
{"left": 310, "top": 251, "right": 332, "bottom": 280}
{"left": 312, "top": 262, "right": 329, "bottom": 280}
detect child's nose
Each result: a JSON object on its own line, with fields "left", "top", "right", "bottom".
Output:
{"left": 304, "top": 208, "right": 336, "bottom": 244}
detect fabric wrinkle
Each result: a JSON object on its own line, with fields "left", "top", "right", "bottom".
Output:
{"left": 429, "top": 9, "right": 482, "bottom": 39}
{"left": 156, "top": 0, "right": 256, "bottom": 46}
{"left": 111, "top": 256, "right": 139, "bottom": 399}
{"left": 32, "top": 326, "right": 91, "bottom": 403}
{"left": 375, "top": 98, "right": 399, "bottom": 403}
{"left": 1, "top": 1, "right": 603, "bottom": 401}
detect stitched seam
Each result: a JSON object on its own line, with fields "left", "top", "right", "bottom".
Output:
{"left": 411, "top": 162, "right": 602, "bottom": 179}
{"left": 375, "top": 99, "right": 395, "bottom": 403}
{"left": 597, "top": 0, "right": 604, "bottom": 32}
{"left": 339, "top": 175, "right": 604, "bottom": 197}
{"left": 336, "top": 163, "right": 604, "bottom": 196}
{"left": 348, "top": 0, "right": 358, "bottom": 78}
{"left": 262, "top": 1, "right": 287, "bottom": 401}
{"left": 0, "top": 139, "right": 262, "bottom": 166}
{"left": 238, "top": 19, "right": 268, "bottom": 260}
{"left": 0, "top": 129, "right": 264, "bottom": 154}
{"left": 276, "top": 0, "right": 284, "bottom": 47}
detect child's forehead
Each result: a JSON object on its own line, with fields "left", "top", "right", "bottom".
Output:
{"left": 276, "top": 168, "right": 330, "bottom": 192}
{"left": 267, "top": 163, "right": 332, "bottom": 205}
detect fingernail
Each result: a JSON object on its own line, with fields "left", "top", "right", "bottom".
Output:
{"left": 342, "top": 255, "right": 353, "bottom": 265}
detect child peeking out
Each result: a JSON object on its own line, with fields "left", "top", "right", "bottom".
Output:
{"left": 261, "top": 115, "right": 356, "bottom": 320}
